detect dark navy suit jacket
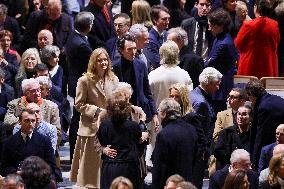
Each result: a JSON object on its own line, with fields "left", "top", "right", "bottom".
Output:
{"left": 190, "top": 86, "right": 216, "bottom": 148}
{"left": 1, "top": 130, "right": 58, "bottom": 178}
{"left": 51, "top": 65, "right": 63, "bottom": 91}
{"left": 209, "top": 165, "right": 259, "bottom": 189}
{"left": 2, "top": 52, "right": 18, "bottom": 88}
{"left": 205, "top": 32, "right": 238, "bottom": 101}
{"left": 105, "top": 37, "right": 121, "bottom": 66}
{"left": 143, "top": 27, "right": 167, "bottom": 69}
{"left": 0, "top": 83, "right": 14, "bottom": 122}
{"left": 258, "top": 142, "right": 276, "bottom": 173}
{"left": 65, "top": 30, "right": 92, "bottom": 98}
{"left": 152, "top": 118, "right": 197, "bottom": 189}
{"left": 113, "top": 58, "right": 157, "bottom": 122}
{"left": 84, "top": 3, "right": 116, "bottom": 49}
{"left": 250, "top": 92, "right": 284, "bottom": 170}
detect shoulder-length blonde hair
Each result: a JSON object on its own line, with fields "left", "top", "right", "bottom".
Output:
{"left": 169, "top": 83, "right": 194, "bottom": 116}
{"left": 84, "top": 48, "right": 116, "bottom": 80}
{"left": 16, "top": 48, "right": 42, "bottom": 80}
{"left": 110, "top": 176, "right": 133, "bottom": 189}
{"left": 268, "top": 153, "right": 284, "bottom": 186}
{"left": 131, "top": 0, "right": 153, "bottom": 28}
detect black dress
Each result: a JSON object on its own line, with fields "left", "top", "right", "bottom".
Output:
{"left": 97, "top": 118, "right": 142, "bottom": 189}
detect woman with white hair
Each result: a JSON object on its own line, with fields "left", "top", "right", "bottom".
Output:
{"left": 15, "top": 48, "right": 42, "bottom": 97}
{"left": 148, "top": 40, "right": 192, "bottom": 109}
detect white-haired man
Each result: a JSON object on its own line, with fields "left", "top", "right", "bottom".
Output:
{"left": 129, "top": 24, "right": 149, "bottom": 69}
{"left": 209, "top": 149, "right": 258, "bottom": 189}
{"left": 190, "top": 67, "right": 222, "bottom": 188}
{"left": 167, "top": 27, "right": 204, "bottom": 88}
{"left": 4, "top": 78, "right": 61, "bottom": 139}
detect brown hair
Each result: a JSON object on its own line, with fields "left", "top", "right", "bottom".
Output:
{"left": 106, "top": 95, "right": 132, "bottom": 123}
{"left": 268, "top": 153, "right": 284, "bottom": 186}
{"left": 0, "top": 29, "right": 13, "bottom": 41}
{"left": 222, "top": 169, "right": 248, "bottom": 189}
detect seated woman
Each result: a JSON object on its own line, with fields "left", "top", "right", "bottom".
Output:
{"left": 15, "top": 48, "right": 42, "bottom": 97}
{"left": 260, "top": 153, "right": 284, "bottom": 189}
{"left": 0, "top": 30, "right": 21, "bottom": 64}
{"left": 223, "top": 169, "right": 250, "bottom": 189}
{"left": 20, "top": 156, "right": 56, "bottom": 189}
{"left": 214, "top": 105, "right": 252, "bottom": 170}
{"left": 97, "top": 94, "right": 143, "bottom": 189}
{"left": 40, "top": 45, "right": 63, "bottom": 91}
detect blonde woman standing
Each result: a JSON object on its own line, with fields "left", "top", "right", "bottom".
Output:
{"left": 70, "top": 48, "right": 118, "bottom": 188}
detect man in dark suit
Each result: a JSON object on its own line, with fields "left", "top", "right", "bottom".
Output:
{"left": 167, "top": 27, "right": 204, "bottom": 88}
{"left": 258, "top": 124, "right": 284, "bottom": 172}
{"left": 246, "top": 80, "right": 284, "bottom": 171}
{"left": 1, "top": 109, "right": 60, "bottom": 181}
{"left": 190, "top": 67, "right": 222, "bottom": 189}
{"left": 105, "top": 13, "right": 130, "bottom": 66}
{"left": 0, "top": 48, "right": 18, "bottom": 88}
{"left": 181, "top": 0, "right": 213, "bottom": 60}
{"left": 20, "top": 0, "right": 73, "bottom": 53}
{"left": 113, "top": 34, "right": 158, "bottom": 124}
{"left": 65, "top": 11, "right": 94, "bottom": 163}
{"left": 84, "top": 0, "right": 116, "bottom": 49}
{"left": 209, "top": 149, "right": 258, "bottom": 189}
{"left": 152, "top": 98, "right": 197, "bottom": 189}
{"left": 143, "top": 5, "right": 170, "bottom": 70}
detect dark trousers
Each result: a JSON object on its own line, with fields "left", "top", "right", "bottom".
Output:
{"left": 69, "top": 107, "right": 80, "bottom": 164}
{"left": 192, "top": 158, "right": 208, "bottom": 189}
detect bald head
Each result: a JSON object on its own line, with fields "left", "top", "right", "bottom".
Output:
{"left": 38, "top": 29, "right": 53, "bottom": 49}
{"left": 276, "top": 124, "right": 284, "bottom": 144}
{"left": 273, "top": 144, "right": 284, "bottom": 156}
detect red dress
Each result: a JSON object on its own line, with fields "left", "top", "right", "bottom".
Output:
{"left": 235, "top": 17, "right": 280, "bottom": 79}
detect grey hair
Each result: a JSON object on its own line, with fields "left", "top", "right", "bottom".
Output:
{"left": 21, "top": 78, "right": 40, "bottom": 94}
{"left": 4, "top": 174, "right": 24, "bottom": 188}
{"left": 158, "top": 98, "right": 181, "bottom": 115}
{"left": 40, "top": 45, "right": 60, "bottom": 64}
{"left": 199, "top": 67, "right": 223, "bottom": 85}
{"left": 112, "top": 82, "right": 133, "bottom": 96}
{"left": 168, "top": 27, "right": 189, "bottom": 46}
{"left": 35, "top": 76, "right": 52, "bottom": 89}
{"left": 275, "top": 2, "right": 284, "bottom": 17}
{"left": 159, "top": 40, "right": 180, "bottom": 66}
{"left": 129, "top": 24, "right": 148, "bottom": 39}
{"left": 75, "top": 11, "right": 95, "bottom": 32}
{"left": 0, "top": 4, "right": 8, "bottom": 15}
{"left": 230, "top": 149, "right": 250, "bottom": 164}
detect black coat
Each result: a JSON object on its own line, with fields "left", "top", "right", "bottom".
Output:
{"left": 179, "top": 45, "right": 204, "bottom": 88}
{"left": 65, "top": 30, "right": 92, "bottom": 98}
{"left": 21, "top": 10, "right": 73, "bottom": 52}
{"left": 84, "top": 3, "right": 116, "bottom": 49}
{"left": 152, "top": 118, "right": 198, "bottom": 189}
{"left": 250, "top": 92, "right": 284, "bottom": 170}
{"left": 260, "top": 181, "right": 281, "bottom": 189}
{"left": 4, "top": 16, "right": 21, "bottom": 49}
{"left": 0, "top": 83, "right": 14, "bottom": 122}
{"left": 214, "top": 125, "right": 251, "bottom": 169}
{"left": 97, "top": 119, "right": 142, "bottom": 189}
{"left": 2, "top": 52, "right": 18, "bottom": 88}
{"left": 209, "top": 165, "right": 259, "bottom": 189}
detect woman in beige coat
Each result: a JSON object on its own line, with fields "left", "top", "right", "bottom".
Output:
{"left": 70, "top": 48, "right": 118, "bottom": 188}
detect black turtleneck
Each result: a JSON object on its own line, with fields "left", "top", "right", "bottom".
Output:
{"left": 121, "top": 57, "right": 137, "bottom": 105}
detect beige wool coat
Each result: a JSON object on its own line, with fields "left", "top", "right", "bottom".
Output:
{"left": 70, "top": 74, "right": 118, "bottom": 188}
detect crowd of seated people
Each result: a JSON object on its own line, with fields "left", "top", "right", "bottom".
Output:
{"left": 0, "top": 0, "right": 283, "bottom": 189}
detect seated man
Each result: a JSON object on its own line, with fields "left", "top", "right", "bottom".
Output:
{"left": 209, "top": 149, "right": 258, "bottom": 189}
{"left": 1, "top": 109, "right": 59, "bottom": 182}
{"left": 258, "top": 124, "right": 284, "bottom": 172}
{"left": 4, "top": 78, "right": 61, "bottom": 140}
{"left": 13, "top": 103, "right": 57, "bottom": 153}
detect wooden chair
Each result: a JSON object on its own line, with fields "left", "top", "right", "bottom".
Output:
{"left": 266, "top": 89, "right": 284, "bottom": 99}
{"left": 233, "top": 75, "right": 258, "bottom": 88}
{"left": 260, "top": 77, "right": 284, "bottom": 89}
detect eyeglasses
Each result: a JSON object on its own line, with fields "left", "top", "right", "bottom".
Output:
{"left": 227, "top": 95, "right": 240, "bottom": 99}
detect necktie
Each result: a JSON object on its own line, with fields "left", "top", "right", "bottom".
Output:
{"left": 25, "top": 135, "right": 30, "bottom": 144}
{"left": 196, "top": 24, "right": 203, "bottom": 56}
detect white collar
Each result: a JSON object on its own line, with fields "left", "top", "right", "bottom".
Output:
{"left": 49, "top": 64, "right": 59, "bottom": 78}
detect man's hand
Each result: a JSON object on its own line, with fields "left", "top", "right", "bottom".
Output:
{"left": 152, "top": 115, "right": 160, "bottom": 132}
{"left": 103, "top": 145, "right": 117, "bottom": 158}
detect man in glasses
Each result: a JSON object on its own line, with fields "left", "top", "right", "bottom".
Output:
{"left": 213, "top": 88, "right": 247, "bottom": 143}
